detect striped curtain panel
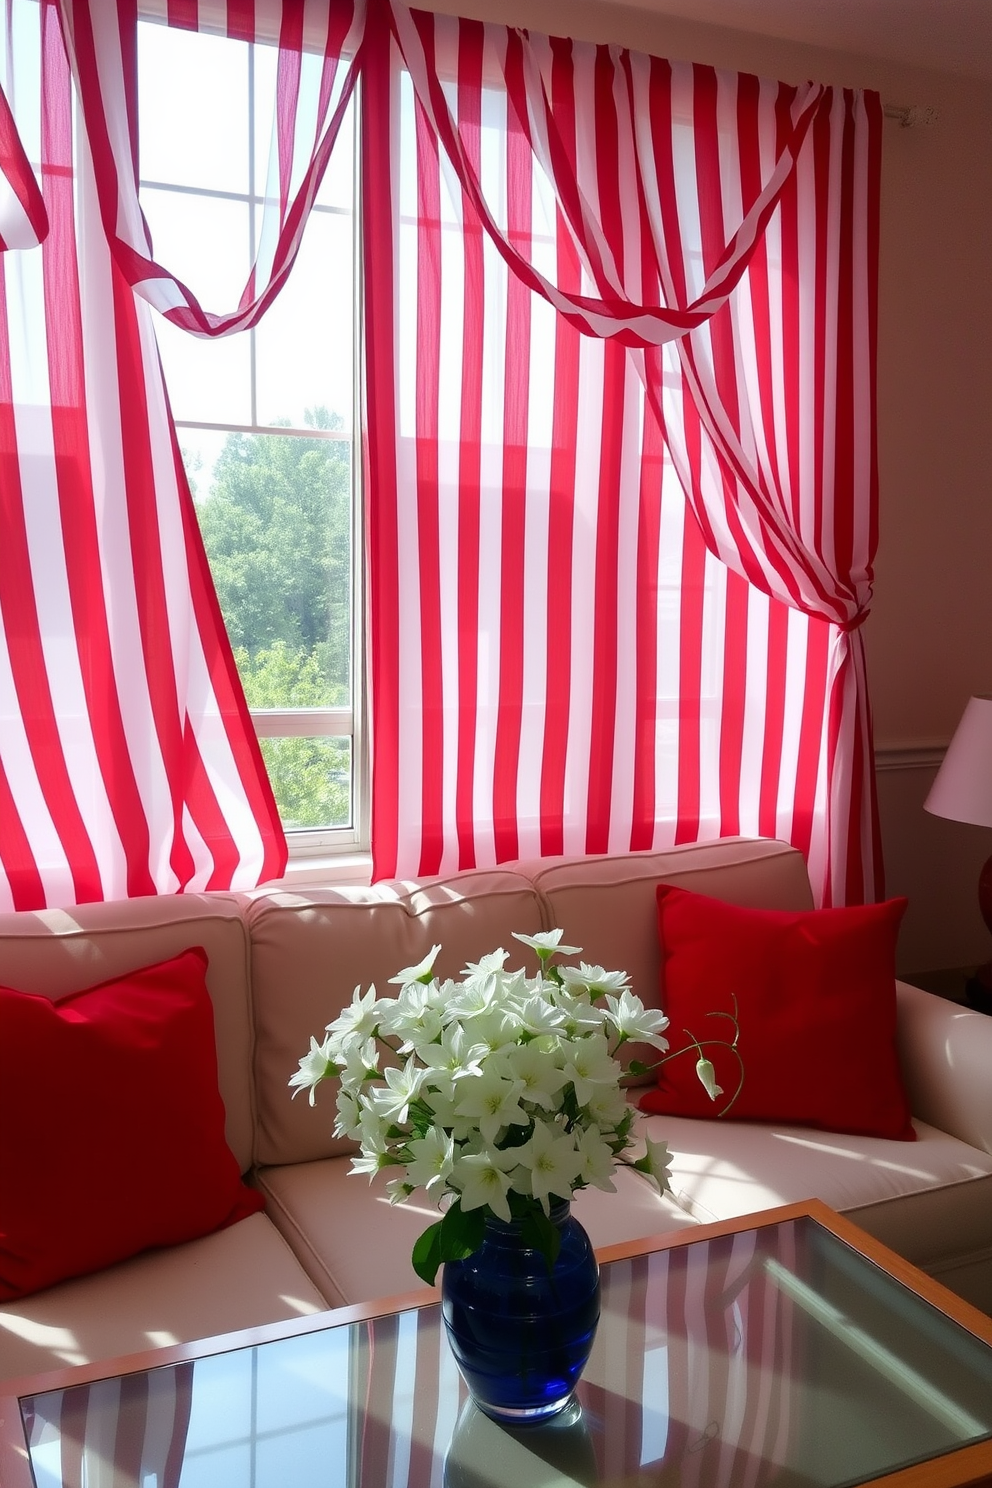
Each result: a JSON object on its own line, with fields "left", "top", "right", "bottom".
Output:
{"left": 364, "top": 5, "right": 882, "bottom": 905}
{"left": 57, "top": 0, "right": 365, "bottom": 335}
{"left": 0, "top": 0, "right": 286, "bottom": 909}
{"left": 0, "top": 81, "right": 47, "bottom": 249}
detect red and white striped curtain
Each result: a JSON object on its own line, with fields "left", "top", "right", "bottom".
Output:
{"left": 0, "top": 79, "right": 47, "bottom": 249}
{"left": 363, "top": 6, "right": 882, "bottom": 905}
{"left": 57, "top": 0, "right": 364, "bottom": 335}
{"left": 0, "top": 0, "right": 289, "bottom": 910}
{"left": 0, "top": 0, "right": 364, "bottom": 910}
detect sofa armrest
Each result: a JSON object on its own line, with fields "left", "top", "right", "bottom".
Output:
{"left": 895, "top": 980, "right": 992, "bottom": 1155}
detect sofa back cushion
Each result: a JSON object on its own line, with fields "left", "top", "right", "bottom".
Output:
{"left": 247, "top": 871, "right": 547, "bottom": 1167}
{"left": 522, "top": 838, "right": 814, "bottom": 1017}
{"left": 0, "top": 894, "right": 255, "bottom": 1171}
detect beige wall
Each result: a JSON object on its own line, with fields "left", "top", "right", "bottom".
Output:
{"left": 419, "top": 0, "right": 992, "bottom": 972}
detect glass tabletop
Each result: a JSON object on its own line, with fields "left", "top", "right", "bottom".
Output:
{"left": 20, "top": 1215, "right": 992, "bottom": 1488}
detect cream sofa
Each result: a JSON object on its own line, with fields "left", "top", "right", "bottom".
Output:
{"left": 3, "top": 836, "right": 992, "bottom": 1384}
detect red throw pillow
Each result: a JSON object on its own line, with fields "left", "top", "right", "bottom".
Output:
{"left": 639, "top": 886, "right": 915, "bottom": 1141}
{"left": 0, "top": 947, "right": 263, "bottom": 1301}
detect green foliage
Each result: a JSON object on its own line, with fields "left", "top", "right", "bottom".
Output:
{"left": 195, "top": 407, "right": 351, "bottom": 704}
{"left": 192, "top": 409, "right": 354, "bottom": 830}
{"left": 233, "top": 640, "right": 335, "bottom": 710}
{"left": 229, "top": 643, "right": 352, "bottom": 829}
{"left": 412, "top": 1202, "right": 488, "bottom": 1287}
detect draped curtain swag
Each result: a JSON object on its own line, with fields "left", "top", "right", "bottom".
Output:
{"left": 0, "top": 0, "right": 882, "bottom": 912}
{"left": 364, "top": 6, "right": 883, "bottom": 905}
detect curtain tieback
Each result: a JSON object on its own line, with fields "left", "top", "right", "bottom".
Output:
{"left": 836, "top": 607, "right": 871, "bottom": 634}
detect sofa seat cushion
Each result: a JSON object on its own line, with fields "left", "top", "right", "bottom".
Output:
{"left": 647, "top": 1111, "right": 992, "bottom": 1275}
{"left": 256, "top": 1159, "right": 700, "bottom": 1309}
{"left": 0, "top": 1214, "right": 328, "bottom": 1385}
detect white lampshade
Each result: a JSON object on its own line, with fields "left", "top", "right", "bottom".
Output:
{"left": 924, "top": 695, "right": 992, "bottom": 829}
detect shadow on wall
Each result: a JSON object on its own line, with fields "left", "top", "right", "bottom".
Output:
{"left": 876, "top": 759, "right": 992, "bottom": 976}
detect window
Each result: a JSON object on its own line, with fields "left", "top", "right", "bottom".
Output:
{"left": 137, "top": 19, "right": 365, "bottom": 856}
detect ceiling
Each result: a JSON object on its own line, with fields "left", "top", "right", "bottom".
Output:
{"left": 611, "top": 0, "right": 992, "bottom": 82}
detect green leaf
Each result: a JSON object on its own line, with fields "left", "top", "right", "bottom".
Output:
{"left": 438, "top": 1202, "right": 486, "bottom": 1263}
{"left": 496, "top": 1121, "right": 534, "bottom": 1150}
{"left": 518, "top": 1206, "right": 561, "bottom": 1274}
{"left": 560, "top": 1086, "right": 580, "bottom": 1123}
{"left": 411, "top": 1221, "right": 444, "bottom": 1286}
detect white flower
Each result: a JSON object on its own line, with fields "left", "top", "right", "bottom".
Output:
{"left": 379, "top": 982, "right": 444, "bottom": 1051}
{"left": 404, "top": 1127, "right": 456, "bottom": 1194}
{"left": 553, "top": 989, "right": 609, "bottom": 1037}
{"left": 444, "top": 977, "right": 498, "bottom": 1020}
{"left": 452, "top": 1147, "right": 521, "bottom": 1222}
{"left": 605, "top": 990, "right": 671, "bottom": 1050}
{"left": 417, "top": 1023, "right": 488, "bottom": 1091}
{"left": 583, "top": 1083, "right": 630, "bottom": 1128}
{"left": 369, "top": 1058, "right": 428, "bottom": 1125}
{"left": 631, "top": 1135, "right": 674, "bottom": 1194}
{"left": 453, "top": 1066, "right": 529, "bottom": 1145}
{"left": 559, "top": 963, "right": 630, "bottom": 997}
{"left": 575, "top": 1125, "right": 618, "bottom": 1193}
{"left": 420, "top": 1086, "right": 476, "bottom": 1140}
{"left": 350, "top": 1116, "right": 392, "bottom": 1180}
{"left": 462, "top": 1004, "right": 524, "bottom": 1052}
{"left": 296, "top": 933, "right": 736, "bottom": 1277}
{"left": 333, "top": 1087, "right": 363, "bottom": 1140}
{"left": 512, "top": 929, "right": 582, "bottom": 960}
{"left": 516, "top": 992, "right": 568, "bottom": 1035}
{"left": 515, "top": 1121, "right": 584, "bottom": 1213}
{"left": 497, "top": 1041, "right": 568, "bottom": 1109}
{"left": 385, "top": 1176, "right": 416, "bottom": 1205}
{"left": 461, "top": 948, "right": 510, "bottom": 982}
{"left": 695, "top": 1057, "right": 723, "bottom": 1101}
{"left": 561, "top": 1033, "right": 622, "bottom": 1106}
{"left": 326, "top": 984, "right": 381, "bottom": 1044}
{"left": 289, "top": 1035, "right": 335, "bottom": 1104}
{"left": 337, "top": 1036, "right": 379, "bottom": 1093}
{"left": 388, "top": 944, "right": 442, "bottom": 987}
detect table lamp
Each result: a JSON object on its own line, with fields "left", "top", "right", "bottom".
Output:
{"left": 924, "top": 694, "right": 992, "bottom": 1010}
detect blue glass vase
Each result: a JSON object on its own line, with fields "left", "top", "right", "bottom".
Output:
{"left": 441, "top": 1201, "right": 600, "bottom": 1423}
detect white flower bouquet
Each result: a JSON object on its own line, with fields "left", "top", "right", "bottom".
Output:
{"left": 291, "top": 930, "right": 740, "bottom": 1284}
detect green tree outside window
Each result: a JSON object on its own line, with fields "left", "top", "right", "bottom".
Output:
{"left": 189, "top": 407, "right": 353, "bottom": 830}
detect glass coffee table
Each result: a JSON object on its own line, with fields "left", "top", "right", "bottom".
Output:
{"left": 2, "top": 1199, "right": 992, "bottom": 1488}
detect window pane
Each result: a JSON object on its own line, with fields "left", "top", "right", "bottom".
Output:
{"left": 156, "top": 317, "right": 253, "bottom": 426}
{"left": 254, "top": 199, "right": 354, "bottom": 429}
{"left": 185, "top": 430, "right": 352, "bottom": 706}
{"left": 139, "top": 19, "right": 361, "bottom": 847}
{"left": 137, "top": 22, "right": 250, "bottom": 194}
{"left": 258, "top": 736, "right": 352, "bottom": 831}
{"left": 141, "top": 188, "right": 251, "bottom": 323}
{"left": 314, "top": 100, "right": 355, "bottom": 212}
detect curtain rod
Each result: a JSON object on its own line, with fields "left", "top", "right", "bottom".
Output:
{"left": 883, "top": 102, "right": 938, "bottom": 126}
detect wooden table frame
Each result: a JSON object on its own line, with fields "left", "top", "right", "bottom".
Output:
{"left": 2, "top": 1198, "right": 992, "bottom": 1488}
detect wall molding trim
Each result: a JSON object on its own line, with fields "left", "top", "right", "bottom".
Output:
{"left": 874, "top": 744, "right": 946, "bottom": 773}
